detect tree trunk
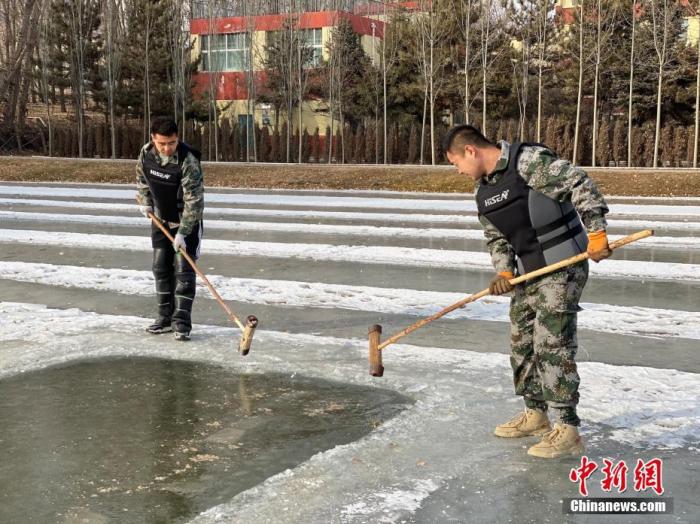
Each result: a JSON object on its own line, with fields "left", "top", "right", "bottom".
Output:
{"left": 429, "top": 17, "right": 435, "bottom": 165}
{"left": 653, "top": 65, "right": 664, "bottom": 168}
{"left": 465, "top": 0, "right": 472, "bottom": 124}
{"left": 480, "top": 0, "right": 491, "bottom": 135}
{"left": 382, "top": 0, "right": 388, "bottom": 163}
{"left": 591, "top": 0, "right": 602, "bottom": 167}
{"left": 420, "top": 87, "right": 427, "bottom": 165}
{"left": 536, "top": 0, "right": 545, "bottom": 142}
{"left": 651, "top": 0, "right": 668, "bottom": 169}
{"left": 694, "top": 0, "right": 700, "bottom": 167}
{"left": 627, "top": 0, "right": 636, "bottom": 167}
{"left": 573, "top": 0, "right": 584, "bottom": 164}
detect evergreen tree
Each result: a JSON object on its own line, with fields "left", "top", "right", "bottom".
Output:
{"left": 119, "top": 0, "right": 177, "bottom": 124}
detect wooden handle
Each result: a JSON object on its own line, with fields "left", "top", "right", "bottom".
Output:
{"left": 148, "top": 212, "right": 245, "bottom": 331}
{"left": 377, "top": 229, "right": 654, "bottom": 351}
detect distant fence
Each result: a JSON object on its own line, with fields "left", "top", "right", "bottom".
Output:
{"left": 9, "top": 118, "right": 700, "bottom": 168}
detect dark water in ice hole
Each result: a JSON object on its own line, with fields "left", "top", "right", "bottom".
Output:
{"left": 0, "top": 357, "right": 412, "bottom": 524}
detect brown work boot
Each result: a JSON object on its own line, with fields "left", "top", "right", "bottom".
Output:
{"left": 527, "top": 423, "right": 584, "bottom": 458}
{"left": 494, "top": 409, "right": 551, "bottom": 438}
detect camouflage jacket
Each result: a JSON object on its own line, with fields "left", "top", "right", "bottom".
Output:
{"left": 477, "top": 141, "right": 609, "bottom": 274}
{"left": 136, "top": 143, "right": 204, "bottom": 236}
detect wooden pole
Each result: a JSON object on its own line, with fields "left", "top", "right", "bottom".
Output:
{"left": 148, "top": 213, "right": 258, "bottom": 353}
{"left": 370, "top": 230, "right": 653, "bottom": 374}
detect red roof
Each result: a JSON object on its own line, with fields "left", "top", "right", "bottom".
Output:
{"left": 191, "top": 11, "right": 385, "bottom": 38}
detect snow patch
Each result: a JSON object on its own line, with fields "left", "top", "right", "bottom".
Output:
{"left": 1, "top": 184, "right": 699, "bottom": 217}
{"left": 1, "top": 229, "right": 697, "bottom": 281}
{"left": 1, "top": 261, "right": 699, "bottom": 340}
{"left": 1, "top": 210, "right": 698, "bottom": 249}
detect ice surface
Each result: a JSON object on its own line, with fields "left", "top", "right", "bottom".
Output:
{"left": 1, "top": 228, "right": 698, "bottom": 281}
{"left": 1, "top": 184, "right": 700, "bottom": 217}
{"left": 0, "top": 302, "right": 698, "bottom": 523}
{"left": 1, "top": 184, "right": 698, "bottom": 523}
{"left": 1, "top": 261, "right": 698, "bottom": 340}
{"left": 1, "top": 210, "right": 698, "bottom": 250}
{"left": 3, "top": 196, "right": 700, "bottom": 234}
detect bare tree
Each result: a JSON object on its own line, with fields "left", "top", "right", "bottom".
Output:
{"left": 452, "top": 0, "right": 478, "bottom": 124}
{"left": 103, "top": 0, "right": 124, "bottom": 158}
{"left": 327, "top": 18, "right": 359, "bottom": 163}
{"left": 285, "top": 8, "right": 296, "bottom": 162}
{"left": 508, "top": 0, "right": 538, "bottom": 140}
{"left": 589, "top": 0, "right": 621, "bottom": 166}
{"left": 143, "top": 0, "right": 153, "bottom": 143}
{"left": 325, "top": 5, "right": 341, "bottom": 164}
{"left": 295, "top": 4, "right": 312, "bottom": 163}
{"left": 695, "top": 0, "right": 700, "bottom": 167}
{"left": 627, "top": 0, "right": 637, "bottom": 167}
{"left": 381, "top": 1, "right": 402, "bottom": 163}
{"left": 417, "top": 5, "right": 429, "bottom": 164}
{"left": 0, "top": 0, "right": 43, "bottom": 144}
{"left": 204, "top": 0, "right": 221, "bottom": 160}
{"left": 534, "top": 0, "right": 555, "bottom": 141}
{"left": 590, "top": 0, "right": 602, "bottom": 165}
{"left": 262, "top": 8, "right": 304, "bottom": 162}
{"left": 66, "top": 0, "right": 99, "bottom": 157}
{"left": 572, "top": 0, "right": 585, "bottom": 164}
{"left": 37, "top": 4, "right": 53, "bottom": 155}
{"left": 417, "top": 0, "right": 451, "bottom": 164}
{"left": 244, "top": 0, "right": 258, "bottom": 161}
{"left": 478, "top": 0, "right": 499, "bottom": 136}
{"left": 648, "top": 0, "right": 678, "bottom": 168}
{"left": 166, "top": 0, "right": 189, "bottom": 141}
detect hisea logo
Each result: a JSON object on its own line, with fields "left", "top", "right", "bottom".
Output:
{"left": 149, "top": 169, "right": 171, "bottom": 180}
{"left": 484, "top": 189, "right": 510, "bottom": 207}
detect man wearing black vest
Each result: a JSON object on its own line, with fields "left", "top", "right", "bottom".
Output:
{"left": 136, "top": 117, "right": 204, "bottom": 341}
{"left": 444, "top": 125, "right": 611, "bottom": 459}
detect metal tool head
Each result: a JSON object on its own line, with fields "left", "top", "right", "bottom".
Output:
{"left": 368, "top": 324, "right": 384, "bottom": 377}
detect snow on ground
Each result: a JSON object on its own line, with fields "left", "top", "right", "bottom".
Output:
{"left": 4, "top": 196, "right": 700, "bottom": 233}
{"left": 1, "top": 261, "right": 699, "bottom": 340}
{"left": 1, "top": 228, "right": 698, "bottom": 282}
{"left": 1, "top": 210, "right": 699, "bottom": 248}
{"left": 0, "top": 183, "right": 698, "bottom": 523}
{"left": 1, "top": 184, "right": 700, "bottom": 217}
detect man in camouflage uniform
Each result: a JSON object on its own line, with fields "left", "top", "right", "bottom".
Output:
{"left": 136, "top": 116, "right": 204, "bottom": 341}
{"left": 444, "top": 125, "right": 611, "bottom": 458}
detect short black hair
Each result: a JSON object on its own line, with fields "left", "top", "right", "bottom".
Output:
{"left": 443, "top": 124, "right": 494, "bottom": 154}
{"left": 150, "top": 116, "right": 178, "bottom": 137}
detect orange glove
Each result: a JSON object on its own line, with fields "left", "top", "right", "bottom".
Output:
{"left": 489, "top": 271, "right": 514, "bottom": 295}
{"left": 587, "top": 230, "right": 612, "bottom": 262}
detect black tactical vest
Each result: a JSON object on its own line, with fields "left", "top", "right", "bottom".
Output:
{"left": 476, "top": 142, "right": 588, "bottom": 274}
{"left": 141, "top": 142, "right": 201, "bottom": 222}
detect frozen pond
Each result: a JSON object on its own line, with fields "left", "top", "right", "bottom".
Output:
{"left": 0, "top": 183, "right": 698, "bottom": 523}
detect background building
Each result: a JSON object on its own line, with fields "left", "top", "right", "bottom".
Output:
{"left": 189, "top": 1, "right": 411, "bottom": 132}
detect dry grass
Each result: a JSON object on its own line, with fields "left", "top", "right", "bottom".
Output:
{"left": 1, "top": 156, "right": 699, "bottom": 197}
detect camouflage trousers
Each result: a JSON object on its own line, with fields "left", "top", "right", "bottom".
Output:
{"left": 509, "top": 261, "right": 589, "bottom": 426}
